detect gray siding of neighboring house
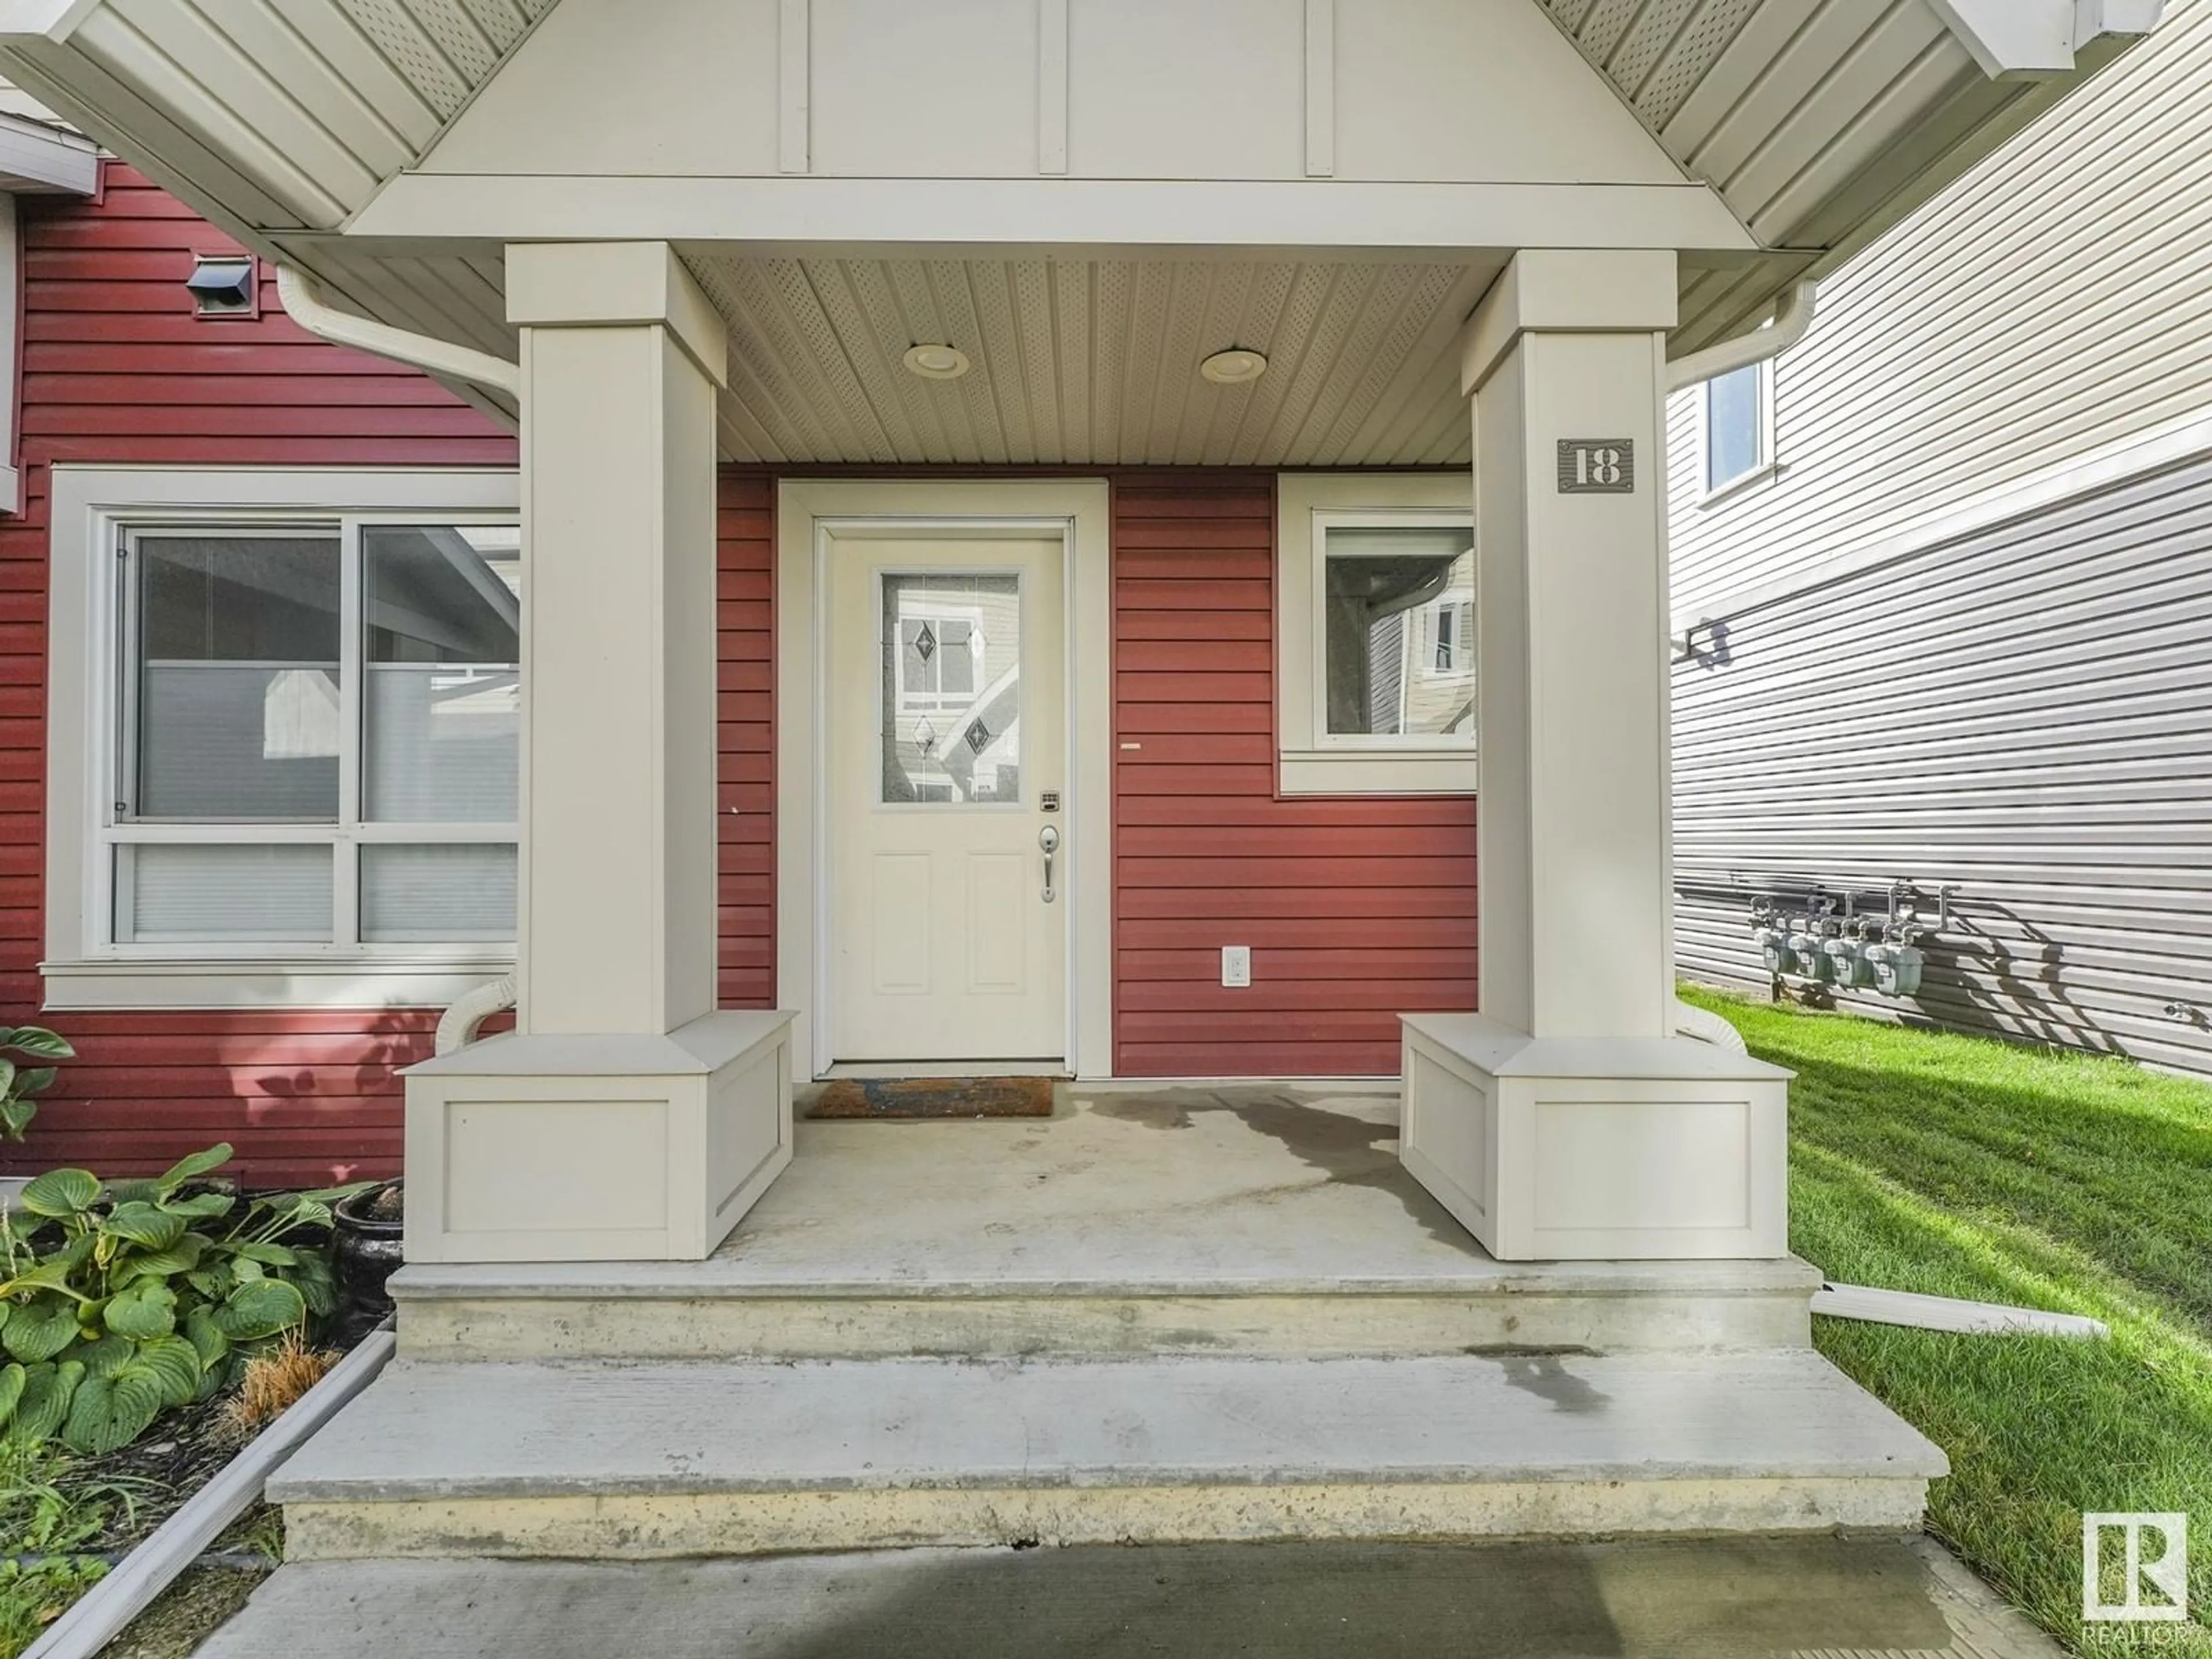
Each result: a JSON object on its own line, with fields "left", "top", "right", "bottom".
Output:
{"left": 1672, "top": 453, "right": 2212, "bottom": 1077}
{"left": 1666, "top": 0, "right": 2212, "bottom": 626}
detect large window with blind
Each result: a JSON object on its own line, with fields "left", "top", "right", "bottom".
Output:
{"left": 107, "top": 518, "right": 520, "bottom": 955}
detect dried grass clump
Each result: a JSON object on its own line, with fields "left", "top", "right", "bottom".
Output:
{"left": 222, "top": 1337, "right": 338, "bottom": 1439}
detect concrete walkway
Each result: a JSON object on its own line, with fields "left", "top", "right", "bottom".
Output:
{"left": 198, "top": 1536, "right": 2063, "bottom": 1658}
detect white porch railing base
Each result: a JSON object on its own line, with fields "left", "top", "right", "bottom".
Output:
{"left": 1399, "top": 1013, "right": 1792, "bottom": 1262}
{"left": 402, "top": 1010, "right": 796, "bottom": 1264}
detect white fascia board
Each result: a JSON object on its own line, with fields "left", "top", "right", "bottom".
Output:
{"left": 0, "top": 108, "right": 94, "bottom": 193}
{"left": 1925, "top": 0, "right": 2161, "bottom": 80}
{"left": 349, "top": 174, "right": 1758, "bottom": 255}
{"left": 0, "top": 0, "right": 104, "bottom": 44}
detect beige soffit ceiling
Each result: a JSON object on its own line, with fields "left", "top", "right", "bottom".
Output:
{"left": 688, "top": 253, "right": 1501, "bottom": 468}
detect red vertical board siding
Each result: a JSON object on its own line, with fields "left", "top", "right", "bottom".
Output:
{"left": 1112, "top": 474, "right": 1478, "bottom": 1077}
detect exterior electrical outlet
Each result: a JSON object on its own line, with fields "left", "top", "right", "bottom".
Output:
{"left": 1222, "top": 946, "right": 1252, "bottom": 989}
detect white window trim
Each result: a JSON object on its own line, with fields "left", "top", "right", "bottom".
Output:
{"left": 1695, "top": 357, "right": 1778, "bottom": 507}
{"left": 46, "top": 465, "right": 522, "bottom": 1010}
{"left": 1275, "top": 472, "right": 1476, "bottom": 797}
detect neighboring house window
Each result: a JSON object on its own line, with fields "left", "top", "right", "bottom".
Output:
{"left": 1276, "top": 474, "right": 1476, "bottom": 796}
{"left": 1429, "top": 601, "right": 1461, "bottom": 673}
{"left": 1701, "top": 361, "right": 1775, "bottom": 498}
{"left": 46, "top": 467, "right": 521, "bottom": 1009}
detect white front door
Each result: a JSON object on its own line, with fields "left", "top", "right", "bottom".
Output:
{"left": 827, "top": 536, "right": 1067, "bottom": 1062}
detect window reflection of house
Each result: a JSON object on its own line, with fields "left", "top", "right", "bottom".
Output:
{"left": 1402, "top": 577, "right": 1475, "bottom": 737}
{"left": 881, "top": 574, "right": 1023, "bottom": 804}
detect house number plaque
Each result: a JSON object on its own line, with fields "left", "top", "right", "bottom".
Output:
{"left": 1556, "top": 439, "right": 1635, "bottom": 494}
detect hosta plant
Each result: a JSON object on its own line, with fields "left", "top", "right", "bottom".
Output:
{"left": 0, "top": 1145, "right": 357, "bottom": 1455}
{"left": 0, "top": 1025, "right": 73, "bottom": 1142}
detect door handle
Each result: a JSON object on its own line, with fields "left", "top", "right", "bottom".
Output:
{"left": 1039, "top": 824, "right": 1061, "bottom": 904}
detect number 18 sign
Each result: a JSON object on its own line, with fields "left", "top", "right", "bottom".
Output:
{"left": 1557, "top": 438, "right": 1635, "bottom": 494}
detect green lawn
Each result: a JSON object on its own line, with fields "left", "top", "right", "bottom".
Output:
{"left": 1680, "top": 986, "right": 2212, "bottom": 1656}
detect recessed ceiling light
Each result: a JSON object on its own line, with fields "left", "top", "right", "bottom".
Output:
{"left": 903, "top": 343, "right": 971, "bottom": 380}
{"left": 1199, "top": 347, "right": 1267, "bottom": 385}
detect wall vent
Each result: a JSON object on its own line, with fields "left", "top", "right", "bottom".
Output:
{"left": 186, "top": 255, "right": 258, "bottom": 320}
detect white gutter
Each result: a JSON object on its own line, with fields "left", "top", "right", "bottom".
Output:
{"left": 1665, "top": 280, "right": 1817, "bottom": 394}
{"left": 0, "top": 108, "right": 96, "bottom": 194}
{"left": 435, "top": 973, "right": 518, "bottom": 1056}
{"left": 1925, "top": 0, "right": 2161, "bottom": 81}
{"left": 274, "top": 264, "right": 520, "bottom": 399}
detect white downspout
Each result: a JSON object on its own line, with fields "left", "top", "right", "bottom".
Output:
{"left": 1665, "top": 281, "right": 1818, "bottom": 393}
{"left": 1673, "top": 998, "right": 1747, "bottom": 1053}
{"left": 276, "top": 264, "right": 523, "bottom": 1059}
{"left": 274, "top": 263, "right": 524, "bottom": 1055}
{"left": 274, "top": 263, "right": 520, "bottom": 397}
{"left": 435, "top": 974, "right": 518, "bottom": 1057}
{"left": 1671, "top": 1001, "right": 2107, "bottom": 1341}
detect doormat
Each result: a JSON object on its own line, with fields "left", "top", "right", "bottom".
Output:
{"left": 805, "top": 1076, "right": 1058, "bottom": 1119}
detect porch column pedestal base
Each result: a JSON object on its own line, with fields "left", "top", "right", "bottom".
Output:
{"left": 1400, "top": 1013, "right": 1790, "bottom": 1261}
{"left": 402, "top": 1010, "right": 795, "bottom": 1264}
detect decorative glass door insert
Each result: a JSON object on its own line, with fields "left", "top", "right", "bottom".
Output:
{"left": 880, "top": 571, "right": 1022, "bottom": 804}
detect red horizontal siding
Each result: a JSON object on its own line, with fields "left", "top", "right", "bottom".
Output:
{"left": 0, "top": 171, "right": 1469, "bottom": 1178}
{"left": 0, "top": 169, "right": 514, "bottom": 1186}
{"left": 1111, "top": 475, "right": 1478, "bottom": 1078}
{"left": 717, "top": 475, "right": 777, "bottom": 1009}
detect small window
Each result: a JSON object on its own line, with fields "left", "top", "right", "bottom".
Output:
{"left": 109, "top": 518, "right": 520, "bottom": 952}
{"left": 1320, "top": 525, "right": 1475, "bottom": 740}
{"left": 1275, "top": 475, "right": 1475, "bottom": 796}
{"left": 1702, "top": 361, "right": 1774, "bottom": 497}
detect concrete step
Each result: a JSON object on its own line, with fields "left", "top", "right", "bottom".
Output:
{"left": 270, "top": 1349, "right": 1945, "bottom": 1559}
{"left": 391, "top": 1256, "right": 1823, "bottom": 1361}
{"left": 194, "top": 1537, "right": 2067, "bottom": 1659}
{"left": 391, "top": 1099, "right": 1823, "bottom": 1362}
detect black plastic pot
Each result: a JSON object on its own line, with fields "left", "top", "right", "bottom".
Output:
{"left": 330, "top": 1180, "right": 404, "bottom": 1346}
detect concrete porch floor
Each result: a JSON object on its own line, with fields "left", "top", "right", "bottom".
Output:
{"left": 283, "top": 1084, "right": 1943, "bottom": 1563}
{"left": 738, "top": 1080, "right": 1540, "bottom": 1287}
{"left": 399, "top": 1081, "right": 1823, "bottom": 1292}
{"left": 389, "top": 1084, "right": 1821, "bottom": 1359}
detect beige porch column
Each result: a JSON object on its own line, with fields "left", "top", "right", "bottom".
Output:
{"left": 402, "top": 243, "right": 794, "bottom": 1266}
{"left": 1399, "top": 249, "right": 1790, "bottom": 1262}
